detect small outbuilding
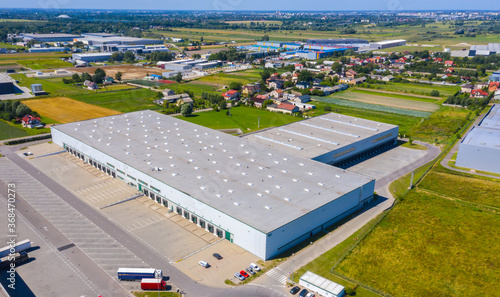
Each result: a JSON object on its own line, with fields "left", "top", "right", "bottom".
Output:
{"left": 299, "top": 271, "right": 345, "bottom": 297}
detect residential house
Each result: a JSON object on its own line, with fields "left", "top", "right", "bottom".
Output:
{"left": 296, "top": 82, "right": 311, "bottom": 89}
{"left": 87, "top": 81, "right": 98, "bottom": 90}
{"left": 346, "top": 69, "right": 358, "bottom": 78}
{"left": 21, "top": 115, "right": 43, "bottom": 129}
{"left": 292, "top": 95, "right": 311, "bottom": 103}
{"left": 176, "top": 97, "right": 194, "bottom": 106}
{"left": 242, "top": 84, "right": 261, "bottom": 96}
{"left": 461, "top": 84, "right": 474, "bottom": 93}
{"left": 382, "top": 75, "right": 394, "bottom": 82}
{"left": 270, "top": 89, "right": 284, "bottom": 99}
{"left": 276, "top": 102, "right": 299, "bottom": 114}
{"left": 250, "top": 97, "right": 267, "bottom": 108}
{"left": 312, "top": 78, "right": 322, "bottom": 86}
{"left": 348, "top": 77, "right": 367, "bottom": 85}
{"left": 266, "top": 75, "right": 281, "bottom": 83}
{"left": 488, "top": 70, "right": 500, "bottom": 82}
{"left": 444, "top": 68, "right": 454, "bottom": 74}
{"left": 444, "top": 61, "right": 454, "bottom": 67}
{"left": 222, "top": 90, "right": 240, "bottom": 100}
{"left": 475, "top": 82, "right": 489, "bottom": 90}
{"left": 339, "top": 77, "right": 351, "bottom": 83}
{"left": 280, "top": 72, "right": 293, "bottom": 79}
{"left": 103, "top": 76, "right": 114, "bottom": 85}
{"left": 154, "top": 93, "right": 190, "bottom": 105}
{"left": 488, "top": 82, "right": 500, "bottom": 93}
{"left": 471, "top": 89, "right": 489, "bottom": 98}
{"left": 162, "top": 89, "right": 175, "bottom": 96}
{"left": 268, "top": 80, "right": 284, "bottom": 90}
{"left": 288, "top": 101, "right": 316, "bottom": 111}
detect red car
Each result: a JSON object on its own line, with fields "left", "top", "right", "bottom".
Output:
{"left": 240, "top": 270, "right": 250, "bottom": 278}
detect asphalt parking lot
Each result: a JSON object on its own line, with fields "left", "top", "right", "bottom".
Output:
{"left": 346, "top": 146, "right": 428, "bottom": 182}
{"left": 24, "top": 142, "right": 261, "bottom": 288}
{"left": 0, "top": 157, "right": 147, "bottom": 294}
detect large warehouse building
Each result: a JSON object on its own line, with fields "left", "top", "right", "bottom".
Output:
{"left": 76, "top": 34, "right": 163, "bottom": 46}
{"left": 456, "top": 104, "right": 500, "bottom": 174}
{"left": 51, "top": 111, "right": 384, "bottom": 260}
{"left": 244, "top": 113, "right": 399, "bottom": 168}
{"left": 0, "top": 75, "right": 15, "bottom": 95}
{"left": 20, "top": 33, "right": 81, "bottom": 42}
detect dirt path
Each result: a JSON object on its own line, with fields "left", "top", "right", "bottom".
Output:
{"left": 355, "top": 87, "right": 440, "bottom": 100}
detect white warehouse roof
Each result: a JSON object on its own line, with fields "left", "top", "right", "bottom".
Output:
{"left": 244, "top": 113, "right": 398, "bottom": 160}
{"left": 479, "top": 104, "right": 500, "bottom": 129}
{"left": 51, "top": 111, "right": 374, "bottom": 233}
{"left": 300, "top": 271, "right": 345, "bottom": 296}
{"left": 460, "top": 126, "right": 500, "bottom": 149}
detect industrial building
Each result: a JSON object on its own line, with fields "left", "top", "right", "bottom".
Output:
{"left": 195, "top": 61, "right": 222, "bottom": 70}
{"left": 51, "top": 110, "right": 377, "bottom": 260}
{"left": 451, "top": 43, "right": 500, "bottom": 57}
{"left": 367, "top": 39, "right": 406, "bottom": 50}
{"left": 28, "top": 47, "right": 69, "bottom": 53}
{"left": 76, "top": 34, "right": 163, "bottom": 46}
{"left": 456, "top": 104, "right": 500, "bottom": 174}
{"left": 19, "top": 33, "right": 81, "bottom": 42}
{"left": 299, "top": 271, "right": 345, "bottom": 297}
{"left": 244, "top": 113, "right": 399, "bottom": 168}
{"left": 72, "top": 53, "right": 113, "bottom": 62}
{"left": 308, "top": 38, "right": 368, "bottom": 46}
{"left": 282, "top": 48, "right": 347, "bottom": 60}
{"left": 0, "top": 75, "right": 15, "bottom": 95}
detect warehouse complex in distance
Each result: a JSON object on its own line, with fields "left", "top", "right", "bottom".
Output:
{"left": 244, "top": 113, "right": 399, "bottom": 168}
{"left": 51, "top": 110, "right": 398, "bottom": 260}
{"left": 456, "top": 104, "right": 500, "bottom": 174}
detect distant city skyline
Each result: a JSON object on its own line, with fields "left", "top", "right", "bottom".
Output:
{"left": 2, "top": 0, "right": 498, "bottom": 11}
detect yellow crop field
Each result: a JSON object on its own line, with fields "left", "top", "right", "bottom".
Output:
{"left": 23, "top": 97, "right": 121, "bottom": 123}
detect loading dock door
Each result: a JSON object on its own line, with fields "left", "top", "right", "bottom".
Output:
{"left": 225, "top": 231, "right": 232, "bottom": 242}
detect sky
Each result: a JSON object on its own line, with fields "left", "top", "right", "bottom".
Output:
{"left": 2, "top": 0, "right": 497, "bottom": 11}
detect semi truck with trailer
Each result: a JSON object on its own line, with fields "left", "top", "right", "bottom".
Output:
{"left": 0, "top": 239, "right": 31, "bottom": 258}
{"left": 0, "top": 252, "right": 29, "bottom": 270}
{"left": 141, "top": 278, "right": 167, "bottom": 290}
{"left": 117, "top": 268, "right": 163, "bottom": 281}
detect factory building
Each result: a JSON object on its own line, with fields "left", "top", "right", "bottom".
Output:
{"left": 0, "top": 75, "right": 15, "bottom": 95}
{"left": 72, "top": 53, "right": 113, "bottom": 62}
{"left": 76, "top": 34, "right": 163, "bottom": 46}
{"left": 456, "top": 104, "right": 500, "bottom": 174}
{"left": 308, "top": 38, "right": 368, "bottom": 45}
{"left": 367, "top": 39, "right": 406, "bottom": 50}
{"left": 195, "top": 61, "right": 222, "bottom": 70}
{"left": 244, "top": 113, "right": 399, "bottom": 168}
{"left": 51, "top": 110, "right": 377, "bottom": 260}
{"left": 28, "top": 47, "right": 69, "bottom": 53}
{"left": 20, "top": 33, "right": 81, "bottom": 42}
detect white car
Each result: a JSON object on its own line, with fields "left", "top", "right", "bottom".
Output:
{"left": 305, "top": 292, "right": 315, "bottom": 297}
{"left": 249, "top": 263, "right": 260, "bottom": 271}
{"left": 199, "top": 260, "right": 209, "bottom": 268}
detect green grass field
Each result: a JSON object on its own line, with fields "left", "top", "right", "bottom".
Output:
{"left": 176, "top": 106, "right": 302, "bottom": 132}
{"left": 371, "top": 82, "right": 460, "bottom": 98}
{"left": 335, "top": 189, "right": 500, "bottom": 297}
{"left": 11, "top": 74, "right": 89, "bottom": 97}
{"left": 0, "top": 120, "right": 29, "bottom": 140}
{"left": 168, "top": 82, "right": 220, "bottom": 97}
{"left": 309, "top": 102, "right": 421, "bottom": 136}
{"left": 0, "top": 42, "right": 26, "bottom": 50}
{"left": 70, "top": 88, "right": 160, "bottom": 112}
{"left": 195, "top": 72, "right": 261, "bottom": 86}
{"left": 17, "top": 58, "right": 73, "bottom": 70}
{"left": 409, "top": 106, "right": 469, "bottom": 143}
{"left": 351, "top": 88, "right": 439, "bottom": 103}
{"left": 418, "top": 169, "right": 500, "bottom": 208}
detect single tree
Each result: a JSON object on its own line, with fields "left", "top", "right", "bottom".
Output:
{"left": 180, "top": 103, "right": 193, "bottom": 117}
{"left": 115, "top": 72, "right": 122, "bottom": 81}
{"left": 174, "top": 72, "right": 182, "bottom": 83}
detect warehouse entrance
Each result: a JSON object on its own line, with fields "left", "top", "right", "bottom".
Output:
{"left": 225, "top": 231, "right": 233, "bottom": 243}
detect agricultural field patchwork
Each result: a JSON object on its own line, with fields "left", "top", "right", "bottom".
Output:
{"left": 23, "top": 97, "right": 121, "bottom": 123}
{"left": 69, "top": 88, "right": 161, "bottom": 113}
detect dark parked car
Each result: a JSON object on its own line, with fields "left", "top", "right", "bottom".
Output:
{"left": 213, "top": 253, "right": 223, "bottom": 260}
{"left": 298, "top": 289, "right": 308, "bottom": 297}
{"left": 290, "top": 286, "right": 300, "bottom": 295}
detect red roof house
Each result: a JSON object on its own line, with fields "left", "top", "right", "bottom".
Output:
{"left": 21, "top": 115, "right": 42, "bottom": 129}
{"left": 471, "top": 89, "right": 489, "bottom": 98}
{"left": 222, "top": 90, "right": 240, "bottom": 100}
{"left": 444, "top": 61, "right": 454, "bottom": 66}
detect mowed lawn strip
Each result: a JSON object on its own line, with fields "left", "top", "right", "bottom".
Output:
{"left": 176, "top": 106, "right": 302, "bottom": 132}
{"left": 336, "top": 190, "right": 500, "bottom": 297}
{"left": 17, "top": 58, "right": 73, "bottom": 70}
{"left": 418, "top": 170, "right": 500, "bottom": 208}
{"left": 23, "top": 97, "right": 121, "bottom": 123}
{"left": 351, "top": 88, "right": 439, "bottom": 103}
{"left": 331, "top": 91, "right": 439, "bottom": 112}
{"left": 70, "top": 88, "right": 160, "bottom": 113}
{"left": 11, "top": 74, "right": 89, "bottom": 97}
